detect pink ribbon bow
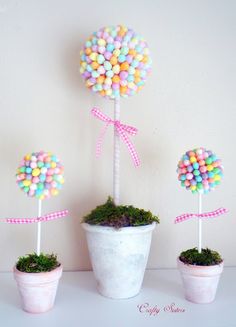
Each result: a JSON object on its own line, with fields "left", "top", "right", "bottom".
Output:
{"left": 91, "top": 107, "right": 140, "bottom": 167}
{"left": 4, "top": 209, "right": 69, "bottom": 224}
{"left": 175, "top": 207, "right": 227, "bottom": 224}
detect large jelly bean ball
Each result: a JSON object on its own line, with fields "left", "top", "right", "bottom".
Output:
{"left": 80, "top": 25, "right": 152, "bottom": 99}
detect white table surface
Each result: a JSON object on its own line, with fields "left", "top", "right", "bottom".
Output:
{"left": 0, "top": 268, "right": 235, "bottom": 327}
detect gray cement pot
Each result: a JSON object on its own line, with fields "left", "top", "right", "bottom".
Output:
{"left": 82, "top": 222, "right": 156, "bottom": 299}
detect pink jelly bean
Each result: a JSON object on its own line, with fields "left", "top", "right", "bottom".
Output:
{"left": 119, "top": 71, "right": 128, "bottom": 80}
{"left": 29, "top": 190, "right": 35, "bottom": 197}
{"left": 92, "top": 45, "right": 98, "bottom": 52}
{"left": 186, "top": 173, "right": 193, "bottom": 180}
{"left": 104, "top": 51, "right": 112, "bottom": 60}
{"left": 98, "top": 46, "right": 105, "bottom": 54}
{"left": 184, "top": 160, "right": 190, "bottom": 166}
{"left": 112, "top": 83, "right": 120, "bottom": 90}
{"left": 184, "top": 180, "right": 191, "bottom": 187}
{"left": 200, "top": 166, "right": 207, "bottom": 173}
{"left": 47, "top": 168, "right": 54, "bottom": 176}
{"left": 46, "top": 176, "right": 53, "bottom": 183}
{"left": 32, "top": 177, "right": 39, "bottom": 183}
{"left": 30, "top": 162, "right": 37, "bottom": 169}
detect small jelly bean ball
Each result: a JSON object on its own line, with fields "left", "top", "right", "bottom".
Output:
{"left": 177, "top": 147, "right": 224, "bottom": 194}
{"left": 16, "top": 151, "right": 65, "bottom": 200}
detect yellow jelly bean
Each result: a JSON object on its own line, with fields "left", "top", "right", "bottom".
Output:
{"left": 112, "top": 64, "right": 120, "bottom": 74}
{"left": 105, "top": 77, "right": 112, "bottom": 85}
{"left": 80, "top": 67, "right": 85, "bottom": 74}
{"left": 23, "top": 180, "right": 31, "bottom": 187}
{"left": 190, "top": 185, "right": 197, "bottom": 191}
{"left": 32, "top": 168, "right": 40, "bottom": 177}
{"left": 131, "top": 37, "right": 138, "bottom": 44}
{"left": 51, "top": 189, "right": 59, "bottom": 196}
{"left": 207, "top": 165, "right": 213, "bottom": 171}
{"left": 51, "top": 162, "right": 57, "bottom": 168}
{"left": 135, "top": 54, "right": 143, "bottom": 61}
{"left": 89, "top": 52, "right": 97, "bottom": 61}
{"left": 214, "top": 175, "right": 221, "bottom": 181}
{"left": 113, "top": 49, "right": 120, "bottom": 57}
{"left": 98, "top": 38, "right": 106, "bottom": 46}
{"left": 128, "top": 82, "right": 135, "bottom": 89}
{"left": 106, "top": 89, "right": 112, "bottom": 96}
{"left": 190, "top": 156, "right": 197, "bottom": 163}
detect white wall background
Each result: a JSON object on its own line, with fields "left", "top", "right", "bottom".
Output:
{"left": 0, "top": 0, "right": 235, "bottom": 271}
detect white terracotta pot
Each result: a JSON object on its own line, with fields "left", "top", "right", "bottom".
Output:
{"left": 13, "top": 265, "right": 63, "bottom": 313}
{"left": 82, "top": 222, "right": 156, "bottom": 299}
{"left": 177, "top": 258, "right": 223, "bottom": 304}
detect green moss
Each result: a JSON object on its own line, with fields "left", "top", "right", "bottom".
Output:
{"left": 16, "top": 253, "right": 60, "bottom": 273}
{"left": 83, "top": 196, "right": 159, "bottom": 228}
{"left": 179, "top": 248, "right": 223, "bottom": 266}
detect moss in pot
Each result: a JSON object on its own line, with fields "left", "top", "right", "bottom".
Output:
{"left": 16, "top": 253, "right": 60, "bottom": 273}
{"left": 83, "top": 196, "right": 160, "bottom": 227}
{"left": 179, "top": 248, "right": 223, "bottom": 266}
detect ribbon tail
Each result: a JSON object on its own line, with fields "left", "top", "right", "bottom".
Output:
{"left": 117, "top": 125, "right": 140, "bottom": 167}
{"left": 198, "top": 207, "right": 228, "bottom": 219}
{"left": 174, "top": 213, "right": 195, "bottom": 224}
{"left": 4, "top": 210, "right": 69, "bottom": 224}
{"left": 6, "top": 218, "right": 37, "bottom": 224}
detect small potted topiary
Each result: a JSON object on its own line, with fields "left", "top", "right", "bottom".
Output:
{"left": 82, "top": 197, "right": 159, "bottom": 299}
{"left": 177, "top": 248, "right": 223, "bottom": 304}
{"left": 176, "top": 148, "right": 227, "bottom": 304}
{"left": 14, "top": 253, "right": 62, "bottom": 313}
{"left": 10, "top": 151, "right": 68, "bottom": 313}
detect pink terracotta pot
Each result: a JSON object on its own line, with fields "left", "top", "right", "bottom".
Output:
{"left": 13, "top": 265, "right": 63, "bottom": 313}
{"left": 177, "top": 258, "right": 223, "bottom": 304}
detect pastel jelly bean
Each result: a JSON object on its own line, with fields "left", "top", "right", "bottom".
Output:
{"left": 80, "top": 25, "right": 152, "bottom": 99}
{"left": 16, "top": 151, "right": 64, "bottom": 200}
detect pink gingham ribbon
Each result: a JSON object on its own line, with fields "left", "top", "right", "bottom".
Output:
{"left": 4, "top": 209, "right": 69, "bottom": 224}
{"left": 91, "top": 107, "right": 140, "bottom": 167}
{"left": 175, "top": 207, "right": 227, "bottom": 224}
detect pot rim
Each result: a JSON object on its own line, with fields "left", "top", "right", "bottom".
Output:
{"left": 82, "top": 222, "right": 156, "bottom": 234}
{"left": 177, "top": 257, "right": 224, "bottom": 269}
